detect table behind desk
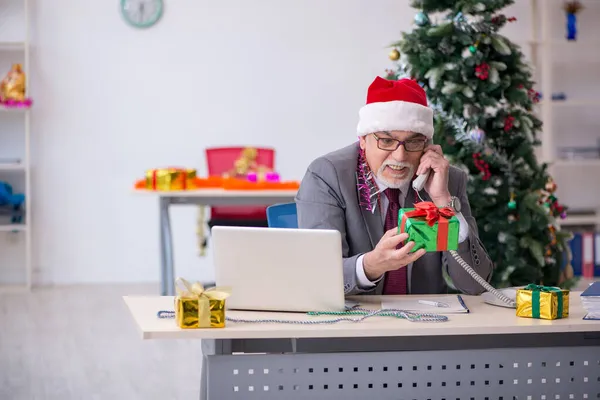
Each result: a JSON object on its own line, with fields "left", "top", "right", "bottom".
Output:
{"left": 124, "top": 293, "right": 600, "bottom": 399}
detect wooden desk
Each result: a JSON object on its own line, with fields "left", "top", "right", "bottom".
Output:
{"left": 134, "top": 189, "right": 297, "bottom": 295}
{"left": 124, "top": 293, "right": 600, "bottom": 399}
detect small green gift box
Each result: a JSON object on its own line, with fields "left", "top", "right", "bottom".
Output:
{"left": 398, "top": 201, "right": 459, "bottom": 252}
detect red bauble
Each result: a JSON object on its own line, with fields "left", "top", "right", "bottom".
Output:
{"left": 504, "top": 115, "right": 515, "bottom": 132}
{"left": 475, "top": 63, "right": 490, "bottom": 80}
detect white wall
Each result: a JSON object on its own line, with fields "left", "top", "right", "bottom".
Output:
{"left": 0, "top": 0, "right": 595, "bottom": 286}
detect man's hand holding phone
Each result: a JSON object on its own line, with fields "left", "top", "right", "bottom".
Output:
{"left": 363, "top": 228, "right": 427, "bottom": 281}
{"left": 416, "top": 144, "right": 452, "bottom": 207}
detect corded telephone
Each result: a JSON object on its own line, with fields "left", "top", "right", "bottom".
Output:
{"left": 412, "top": 170, "right": 517, "bottom": 308}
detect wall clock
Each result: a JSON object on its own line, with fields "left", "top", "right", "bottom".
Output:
{"left": 121, "top": 0, "right": 164, "bottom": 28}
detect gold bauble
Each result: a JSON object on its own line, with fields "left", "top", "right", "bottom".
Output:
{"left": 389, "top": 49, "right": 400, "bottom": 61}
{"left": 545, "top": 179, "right": 557, "bottom": 193}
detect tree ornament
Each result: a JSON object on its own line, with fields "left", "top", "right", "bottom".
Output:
{"left": 468, "top": 15, "right": 490, "bottom": 33}
{"left": 469, "top": 127, "right": 485, "bottom": 143}
{"left": 491, "top": 15, "right": 505, "bottom": 26}
{"left": 453, "top": 12, "right": 471, "bottom": 33}
{"left": 454, "top": 12, "right": 489, "bottom": 33}
{"left": 564, "top": 1, "right": 583, "bottom": 41}
{"left": 414, "top": 11, "right": 430, "bottom": 27}
{"left": 504, "top": 115, "right": 515, "bottom": 132}
{"left": 472, "top": 153, "right": 491, "bottom": 180}
{"left": 508, "top": 215, "right": 517, "bottom": 223}
{"left": 388, "top": 49, "right": 400, "bottom": 61}
{"left": 528, "top": 88, "right": 541, "bottom": 103}
{"left": 469, "top": 45, "right": 477, "bottom": 54}
{"left": 545, "top": 178, "right": 557, "bottom": 193}
{"left": 475, "top": 63, "right": 490, "bottom": 80}
{"left": 508, "top": 192, "right": 517, "bottom": 209}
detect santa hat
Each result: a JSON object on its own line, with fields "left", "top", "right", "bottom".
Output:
{"left": 356, "top": 76, "right": 434, "bottom": 139}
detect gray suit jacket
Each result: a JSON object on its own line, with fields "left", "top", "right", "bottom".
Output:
{"left": 295, "top": 142, "right": 494, "bottom": 296}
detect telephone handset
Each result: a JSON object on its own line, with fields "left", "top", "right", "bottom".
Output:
{"left": 412, "top": 170, "right": 430, "bottom": 192}
{"left": 411, "top": 170, "right": 517, "bottom": 308}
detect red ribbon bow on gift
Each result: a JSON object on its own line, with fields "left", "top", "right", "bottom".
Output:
{"left": 401, "top": 201, "right": 456, "bottom": 251}
{"left": 405, "top": 201, "right": 455, "bottom": 227}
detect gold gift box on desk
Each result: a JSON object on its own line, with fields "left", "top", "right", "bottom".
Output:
{"left": 145, "top": 168, "right": 196, "bottom": 191}
{"left": 174, "top": 278, "right": 231, "bottom": 329}
{"left": 516, "top": 284, "right": 569, "bottom": 320}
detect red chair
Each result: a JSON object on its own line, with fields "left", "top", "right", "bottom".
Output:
{"left": 205, "top": 146, "right": 275, "bottom": 225}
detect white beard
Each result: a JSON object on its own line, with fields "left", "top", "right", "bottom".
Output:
{"left": 376, "top": 161, "right": 415, "bottom": 189}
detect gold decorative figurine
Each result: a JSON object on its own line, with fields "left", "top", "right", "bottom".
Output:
{"left": 223, "top": 147, "right": 271, "bottom": 180}
{"left": 1, "top": 64, "right": 26, "bottom": 101}
{"left": 0, "top": 64, "right": 32, "bottom": 107}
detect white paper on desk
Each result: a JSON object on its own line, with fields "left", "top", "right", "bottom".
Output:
{"left": 381, "top": 295, "right": 469, "bottom": 314}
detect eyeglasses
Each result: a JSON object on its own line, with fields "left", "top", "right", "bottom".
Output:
{"left": 372, "top": 133, "right": 427, "bottom": 152}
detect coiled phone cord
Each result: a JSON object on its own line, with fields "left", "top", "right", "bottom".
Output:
{"left": 449, "top": 250, "right": 516, "bottom": 308}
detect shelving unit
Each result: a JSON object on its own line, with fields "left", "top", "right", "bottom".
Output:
{"left": 0, "top": 41, "right": 25, "bottom": 51}
{"left": 0, "top": 0, "right": 32, "bottom": 291}
{"left": 531, "top": 0, "right": 600, "bottom": 230}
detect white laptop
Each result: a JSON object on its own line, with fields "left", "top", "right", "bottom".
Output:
{"left": 212, "top": 226, "right": 346, "bottom": 313}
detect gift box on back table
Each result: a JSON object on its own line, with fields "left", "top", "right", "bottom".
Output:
{"left": 174, "top": 278, "right": 231, "bottom": 329}
{"left": 516, "top": 284, "right": 569, "bottom": 320}
{"left": 398, "top": 201, "right": 459, "bottom": 252}
{"left": 145, "top": 168, "right": 196, "bottom": 191}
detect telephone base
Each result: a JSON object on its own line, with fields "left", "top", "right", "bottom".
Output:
{"left": 481, "top": 287, "right": 520, "bottom": 309}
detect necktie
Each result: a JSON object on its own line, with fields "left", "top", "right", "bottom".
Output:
{"left": 382, "top": 188, "right": 408, "bottom": 294}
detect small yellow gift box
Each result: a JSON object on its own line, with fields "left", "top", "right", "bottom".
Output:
{"left": 145, "top": 168, "right": 197, "bottom": 191}
{"left": 174, "top": 278, "right": 231, "bottom": 329}
{"left": 516, "top": 284, "right": 569, "bottom": 320}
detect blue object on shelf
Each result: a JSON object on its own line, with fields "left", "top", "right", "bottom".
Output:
{"left": 538, "top": 92, "right": 567, "bottom": 101}
{"left": 552, "top": 93, "right": 567, "bottom": 101}
{"left": 0, "top": 181, "right": 25, "bottom": 224}
{"left": 566, "top": 12, "right": 577, "bottom": 41}
{"left": 266, "top": 203, "right": 298, "bottom": 229}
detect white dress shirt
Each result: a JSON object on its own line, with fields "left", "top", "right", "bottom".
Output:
{"left": 355, "top": 177, "right": 470, "bottom": 292}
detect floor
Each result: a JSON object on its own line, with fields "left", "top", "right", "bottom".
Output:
{"left": 0, "top": 283, "right": 203, "bottom": 400}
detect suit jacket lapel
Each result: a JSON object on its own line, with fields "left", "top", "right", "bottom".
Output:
{"left": 360, "top": 203, "right": 383, "bottom": 249}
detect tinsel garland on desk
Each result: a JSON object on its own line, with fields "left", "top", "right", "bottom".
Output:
{"left": 157, "top": 307, "right": 449, "bottom": 324}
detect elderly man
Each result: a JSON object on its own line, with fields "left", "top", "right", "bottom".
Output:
{"left": 295, "top": 76, "right": 493, "bottom": 296}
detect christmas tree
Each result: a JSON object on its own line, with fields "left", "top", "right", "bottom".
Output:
{"left": 386, "top": 0, "right": 576, "bottom": 289}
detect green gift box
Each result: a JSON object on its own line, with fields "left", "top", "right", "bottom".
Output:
{"left": 398, "top": 202, "right": 459, "bottom": 252}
